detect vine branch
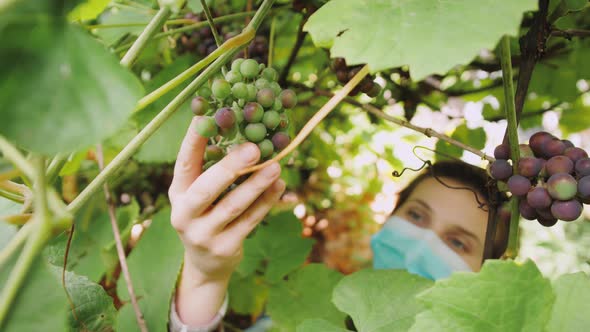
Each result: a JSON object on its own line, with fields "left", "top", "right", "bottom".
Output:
{"left": 120, "top": 6, "right": 171, "bottom": 68}
{"left": 291, "top": 82, "right": 495, "bottom": 162}
{"left": 500, "top": 36, "right": 521, "bottom": 259}
{"left": 0, "top": 135, "right": 35, "bottom": 182}
{"left": 201, "top": 0, "right": 223, "bottom": 47}
{"left": 96, "top": 144, "right": 147, "bottom": 332}
{"left": 550, "top": 28, "right": 590, "bottom": 39}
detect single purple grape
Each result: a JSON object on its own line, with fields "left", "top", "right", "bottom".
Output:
{"left": 529, "top": 131, "right": 554, "bottom": 158}
{"left": 507, "top": 175, "right": 532, "bottom": 196}
{"left": 543, "top": 139, "right": 566, "bottom": 158}
{"left": 214, "top": 107, "right": 235, "bottom": 129}
{"left": 494, "top": 144, "right": 511, "bottom": 160}
{"left": 547, "top": 173, "right": 577, "bottom": 200}
{"left": 526, "top": 186, "right": 552, "bottom": 209}
{"left": 518, "top": 157, "right": 543, "bottom": 178}
{"left": 577, "top": 175, "right": 590, "bottom": 200}
{"left": 564, "top": 147, "right": 588, "bottom": 163}
{"left": 490, "top": 160, "right": 512, "bottom": 181}
{"left": 519, "top": 200, "right": 538, "bottom": 220}
{"left": 551, "top": 200, "right": 582, "bottom": 221}
{"left": 271, "top": 132, "right": 290, "bottom": 151}
{"left": 546, "top": 155, "right": 574, "bottom": 176}
{"left": 575, "top": 158, "right": 590, "bottom": 177}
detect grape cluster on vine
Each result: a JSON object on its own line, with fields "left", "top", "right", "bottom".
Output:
{"left": 191, "top": 58, "right": 296, "bottom": 180}
{"left": 331, "top": 57, "right": 381, "bottom": 97}
{"left": 489, "top": 131, "right": 589, "bottom": 226}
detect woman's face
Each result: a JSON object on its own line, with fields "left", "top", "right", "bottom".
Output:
{"left": 391, "top": 176, "right": 488, "bottom": 271}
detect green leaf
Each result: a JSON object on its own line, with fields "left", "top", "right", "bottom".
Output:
{"left": 435, "top": 123, "right": 486, "bottom": 161}
{"left": 46, "top": 198, "right": 139, "bottom": 282}
{"left": 0, "top": 4, "right": 144, "bottom": 154}
{"left": 236, "top": 211, "right": 315, "bottom": 283}
{"left": 0, "top": 255, "right": 68, "bottom": 331}
{"left": 95, "top": 6, "right": 154, "bottom": 46}
{"left": 116, "top": 207, "right": 184, "bottom": 332}
{"left": 410, "top": 260, "right": 555, "bottom": 332}
{"left": 0, "top": 196, "right": 22, "bottom": 216}
{"left": 297, "top": 319, "right": 351, "bottom": 332}
{"left": 68, "top": 0, "right": 111, "bottom": 21}
{"left": 228, "top": 273, "right": 269, "bottom": 316}
{"left": 303, "top": 0, "right": 537, "bottom": 79}
{"left": 547, "top": 272, "right": 590, "bottom": 332}
{"left": 267, "top": 264, "right": 345, "bottom": 332}
{"left": 333, "top": 269, "right": 433, "bottom": 332}
{"left": 52, "top": 267, "right": 118, "bottom": 332}
{"left": 0, "top": 222, "right": 18, "bottom": 248}
{"left": 134, "top": 55, "right": 197, "bottom": 163}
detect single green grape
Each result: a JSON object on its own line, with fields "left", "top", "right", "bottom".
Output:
{"left": 258, "top": 139, "right": 274, "bottom": 158}
{"left": 262, "top": 67, "right": 278, "bottom": 82}
{"left": 205, "top": 145, "right": 225, "bottom": 162}
{"left": 257, "top": 88, "right": 275, "bottom": 108}
{"left": 240, "top": 59, "right": 260, "bottom": 79}
{"left": 231, "top": 82, "right": 249, "bottom": 100}
{"left": 269, "top": 81, "right": 281, "bottom": 96}
{"left": 243, "top": 102, "right": 264, "bottom": 123}
{"left": 198, "top": 86, "right": 212, "bottom": 99}
{"left": 272, "top": 97, "right": 282, "bottom": 112}
{"left": 194, "top": 116, "right": 218, "bottom": 138}
{"left": 255, "top": 78, "right": 270, "bottom": 90}
{"left": 262, "top": 111, "right": 280, "bottom": 130}
{"left": 245, "top": 123, "right": 267, "bottom": 143}
{"left": 212, "top": 79, "right": 231, "bottom": 100}
{"left": 280, "top": 89, "right": 297, "bottom": 109}
{"left": 191, "top": 96, "right": 210, "bottom": 115}
{"left": 231, "top": 58, "right": 244, "bottom": 72}
{"left": 225, "top": 70, "right": 243, "bottom": 84}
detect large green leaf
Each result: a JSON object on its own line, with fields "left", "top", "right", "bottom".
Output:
{"left": 134, "top": 55, "right": 197, "bottom": 163}
{"left": 228, "top": 273, "right": 269, "bottom": 316}
{"left": 68, "top": 0, "right": 111, "bottom": 21}
{"left": 267, "top": 264, "right": 345, "bottom": 332}
{"left": 53, "top": 268, "right": 118, "bottom": 332}
{"left": 297, "top": 319, "right": 351, "bottom": 332}
{"left": 0, "top": 3, "right": 143, "bottom": 154}
{"left": 435, "top": 123, "right": 486, "bottom": 161}
{"left": 303, "top": 0, "right": 537, "bottom": 79}
{"left": 547, "top": 272, "right": 590, "bottom": 332}
{"left": 46, "top": 198, "right": 139, "bottom": 282}
{"left": 236, "top": 211, "right": 315, "bottom": 283}
{"left": 410, "top": 260, "right": 555, "bottom": 332}
{"left": 333, "top": 269, "right": 433, "bottom": 332}
{"left": 0, "top": 255, "right": 68, "bottom": 331}
{"left": 116, "top": 207, "right": 184, "bottom": 332}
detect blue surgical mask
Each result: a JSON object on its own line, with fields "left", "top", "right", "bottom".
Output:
{"left": 370, "top": 216, "right": 473, "bottom": 280}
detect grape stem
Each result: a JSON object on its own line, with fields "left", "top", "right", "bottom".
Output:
{"left": 67, "top": 0, "right": 276, "bottom": 214}
{"left": 237, "top": 65, "right": 370, "bottom": 176}
{"left": 500, "top": 35, "right": 521, "bottom": 259}
{"left": 120, "top": 6, "right": 172, "bottom": 68}
{"left": 268, "top": 16, "right": 277, "bottom": 67}
{"left": 45, "top": 152, "right": 70, "bottom": 185}
{"left": 200, "top": 0, "right": 223, "bottom": 47}
{"left": 95, "top": 144, "right": 148, "bottom": 332}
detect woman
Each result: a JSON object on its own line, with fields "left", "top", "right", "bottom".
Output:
{"left": 167, "top": 117, "right": 509, "bottom": 332}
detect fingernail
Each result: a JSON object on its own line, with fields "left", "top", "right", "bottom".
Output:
{"left": 275, "top": 179, "right": 286, "bottom": 191}
{"left": 265, "top": 162, "right": 280, "bottom": 176}
{"left": 240, "top": 144, "right": 259, "bottom": 162}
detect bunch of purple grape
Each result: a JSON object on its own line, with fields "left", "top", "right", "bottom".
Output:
{"left": 191, "top": 58, "right": 296, "bottom": 172}
{"left": 178, "top": 12, "right": 268, "bottom": 64}
{"left": 489, "top": 131, "right": 589, "bottom": 227}
{"left": 331, "top": 57, "right": 381, "bottom": 97}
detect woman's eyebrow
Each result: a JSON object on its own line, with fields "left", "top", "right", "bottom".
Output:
{"left": 408, "top": 199, "right": 432, "bottom": 211}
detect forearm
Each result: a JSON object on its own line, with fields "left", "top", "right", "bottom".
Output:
{"left": 175, "top": 254, "right": 230, "bottom": 327}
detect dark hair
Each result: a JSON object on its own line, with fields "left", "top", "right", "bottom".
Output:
{"left": 394, "top": 160, "right": 509, "bottom": 259}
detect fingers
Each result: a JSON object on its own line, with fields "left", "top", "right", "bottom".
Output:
{"left": 204, "top": 161, "right": 281, "bottom": 230}
{"left": 169, "top": 117, "right": 208, "bottom": 198}
{"left": 184, "top": 142, "right": 261, "bottom": 216}
{"left": 219, "top": 179, "right": 286, "bottom": 243}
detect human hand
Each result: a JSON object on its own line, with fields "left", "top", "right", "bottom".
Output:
{"left": 169, "top": 116, "right": 286, "bottom": 284}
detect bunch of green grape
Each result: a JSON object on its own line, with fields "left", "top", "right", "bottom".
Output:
{"left": 191, "top": 58, "right": 297, "bottom": 172}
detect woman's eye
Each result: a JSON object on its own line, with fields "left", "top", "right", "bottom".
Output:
{"left": 448, "top": 238, "right": 466, "bottom": 252}
{"left": 407, "top": 209, "right": 422, "bottom": 221}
